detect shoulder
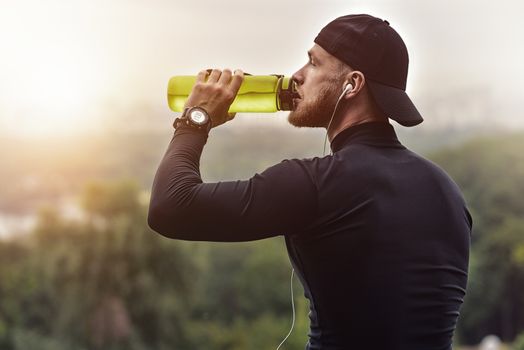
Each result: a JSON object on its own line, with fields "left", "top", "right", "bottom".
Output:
{"left": 278, "top": 154, "right": 336, "bottom": 176}
{"left": 400, "top": 149, "right": 467, "bottom": 199}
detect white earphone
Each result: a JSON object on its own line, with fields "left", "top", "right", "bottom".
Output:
{"left": 342, "top": 83, "right": 353, "bottom": 96}
{"left": 323, "top": 82, "right": 355, "bottom": 156}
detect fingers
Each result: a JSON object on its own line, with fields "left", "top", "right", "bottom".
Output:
{"left": 189, "top": 68, "right": 243, "bottom": 130}
{"left": 189, "top": 69, "right": 243, "bottom": 130}
{"left": 207, "top": 69, "right": 221, "bottom": 83}
{"left": 229, "top": 69, "right": 244, "bottom": 94}
{"left": 196, "top": 69, "right": 208, "bottom": 83}
{"left": 198, "top": 68, "right": 243, "bottom": 87}
{"left": 218, "top": 68, "right": 232, "bottom": 85}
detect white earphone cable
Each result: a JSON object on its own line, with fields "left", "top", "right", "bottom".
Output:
{"left": 278, "top": 85, "right": 349, "bottom": 350}
{"left": 322, "top": 89, "right": 348, "bottom": 156}
{"left": 276, "top": 268, "right": 296, "bottom": 350}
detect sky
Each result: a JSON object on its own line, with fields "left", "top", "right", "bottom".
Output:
{"left": 1, "top": 0, "right": 523, "bottom": 137}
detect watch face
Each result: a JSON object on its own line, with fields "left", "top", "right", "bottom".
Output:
{"left": 190, "top": 109, "right": 209, "bottom": 125}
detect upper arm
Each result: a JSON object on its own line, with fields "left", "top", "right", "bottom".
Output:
{"left": 149, "top": 158, "right": 318, "bottom": 242}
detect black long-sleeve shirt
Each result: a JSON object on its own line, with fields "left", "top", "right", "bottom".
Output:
{"left": 148, "top": 121, "right": 472, "bottom": 350}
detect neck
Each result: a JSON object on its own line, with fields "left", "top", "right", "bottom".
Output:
{"left": 326, "top": 90, "right": 389, "bottom": 142}
{"left": 327, "top": 111, "right": 387, "bottom": 142}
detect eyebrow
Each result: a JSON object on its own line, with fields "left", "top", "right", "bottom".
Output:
{"left": 307, "top": 50, "right": 317, "bottom": 62}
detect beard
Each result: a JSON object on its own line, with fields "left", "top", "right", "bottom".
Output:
{"left": 287, "top": 83, "right": 341, "bottom": 128}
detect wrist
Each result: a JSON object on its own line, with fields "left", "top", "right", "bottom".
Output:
{"left": 173, "top": 106, "right": 212, "bottom": 134}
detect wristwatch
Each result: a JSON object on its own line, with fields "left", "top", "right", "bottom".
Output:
{"left": 173, "top": 106, "right": 212, "bottom": 133}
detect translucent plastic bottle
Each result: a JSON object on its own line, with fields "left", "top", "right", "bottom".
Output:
{"left": 167, "top": 74, "right": 298, "bottom": 113}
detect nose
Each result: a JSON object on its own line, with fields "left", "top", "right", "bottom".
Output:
{"left": 291, "top": 67, "right": 304, "bottom": 86}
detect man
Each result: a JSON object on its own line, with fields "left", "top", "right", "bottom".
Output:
{"left": 148, "top": 14, "right": 472, "bottom": 350}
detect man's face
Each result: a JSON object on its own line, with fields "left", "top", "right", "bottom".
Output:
{"left": 288, "top": 44, "right": 347, "bottom": 128}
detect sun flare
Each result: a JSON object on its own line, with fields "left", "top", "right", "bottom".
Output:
{"left": 4, "top": 45, "right": 103, "bottom": 138}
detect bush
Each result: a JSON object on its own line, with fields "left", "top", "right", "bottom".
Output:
{"left": 513, "top": 332, "right": 524, "bottom": 350}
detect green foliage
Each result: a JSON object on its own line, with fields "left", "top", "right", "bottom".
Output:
{"left": 81, "top": 179, "right": 142, "bottom": 219}
{"left": 0, "top": 178, "right": 309, "bottom": 349}
{"left": 430, "top": 131, "right": 524, "bottom": 345}
{"left": 430, "top": 133, "right": 524, "bottom": 241}
{"left": 0, "top": 180, "right": 198, "bottom": 349}
{"left": 458, "top": 218, "right": 524, "bottom": 342}
{"left": 514, "top": 331, "right": 524, "bottom": 350}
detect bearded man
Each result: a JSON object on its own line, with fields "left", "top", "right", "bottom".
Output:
{"left": 148, "top": 14, "right": 472, "bottom": 350}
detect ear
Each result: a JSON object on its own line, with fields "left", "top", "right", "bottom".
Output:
{"left": 342, "top": 71, "right": 366, "bottom": 99}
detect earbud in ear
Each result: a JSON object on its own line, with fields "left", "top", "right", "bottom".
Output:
{"left": 343, "top": 83, "right": 353, "bottom": 94}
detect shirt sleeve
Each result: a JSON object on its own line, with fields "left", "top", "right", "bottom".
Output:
{"left": 147, "top": 127, "right": 318, "bottom": 242}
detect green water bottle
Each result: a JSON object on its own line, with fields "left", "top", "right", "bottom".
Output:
{"left": 167, "top": 74, "right": 298, "bottom": 113}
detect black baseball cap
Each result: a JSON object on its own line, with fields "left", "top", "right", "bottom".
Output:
{"left": 314, "top": 14, "right": 423, "bottom": 127}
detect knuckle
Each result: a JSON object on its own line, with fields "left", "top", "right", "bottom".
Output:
{"left": 234, "top": 74, "right": 244, "bottom": 83}
{"left": 224, "top": 91, "right": 235, "bottom": 101}
{"left": 194, "top": 83, "right": 204, "bottom": 91}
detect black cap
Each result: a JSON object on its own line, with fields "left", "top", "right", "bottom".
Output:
{"left": 314, "top": 14, "right": 423, "bottom": 127}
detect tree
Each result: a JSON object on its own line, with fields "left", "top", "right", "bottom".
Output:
{"left": 430, "top": 132, "right": 524, "bottom": 344}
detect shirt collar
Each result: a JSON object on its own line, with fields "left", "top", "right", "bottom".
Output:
{"left": 330, "top": 121, "right": 405, "bottom": 153}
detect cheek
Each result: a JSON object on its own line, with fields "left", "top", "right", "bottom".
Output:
{"left": 306, "top": 77, "right": 329, "bottom": 97}
{"left": 308, "top": 69, "right": 332, "bottom": 87}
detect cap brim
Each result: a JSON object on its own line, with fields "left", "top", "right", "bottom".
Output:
{"left": 367, "top": 80, "right": 423, "bottom": 127}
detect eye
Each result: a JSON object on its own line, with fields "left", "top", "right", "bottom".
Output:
{"left": 307, "top": 53, "right": 316, "bottom": 67}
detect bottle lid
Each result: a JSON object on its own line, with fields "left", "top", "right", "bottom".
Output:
{"left": 277, "top": 77, "right": 299, "bottom": 111}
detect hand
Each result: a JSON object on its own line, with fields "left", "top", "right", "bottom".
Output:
{"left": 183, "top": 68, "right": 244, "bottom": 129}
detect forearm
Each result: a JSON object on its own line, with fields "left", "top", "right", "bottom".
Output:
{"left": 148, "top": 127, "right": 208, "bottom": 237}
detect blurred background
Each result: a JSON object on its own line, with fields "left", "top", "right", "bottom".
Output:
{"left": 1, "top": 0, "right": 523, "bottom": 349}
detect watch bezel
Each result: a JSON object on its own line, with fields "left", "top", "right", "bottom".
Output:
{"left": 173, "top": 106, "right": 212, "bottom": 133}
{"left": 188, "top": 107, "right": 210, "bottom": 125}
